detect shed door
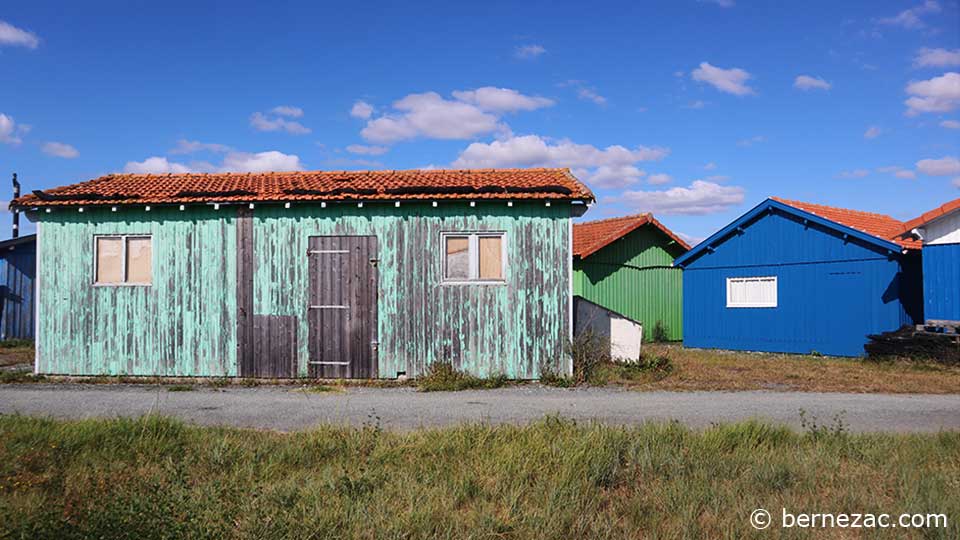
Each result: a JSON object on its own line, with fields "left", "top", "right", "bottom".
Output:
{"left": 307, "top": 236, "right": 378, "bottom": 378}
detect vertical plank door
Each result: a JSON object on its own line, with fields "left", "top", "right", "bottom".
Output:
{"left": 307, "top": 236, "right": 378, "bottom": 378}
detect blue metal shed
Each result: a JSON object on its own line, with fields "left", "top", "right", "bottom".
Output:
{"left": 0, "top": 234, "right": 36, "bottom": 340}
{"left": 674, "top": 198, "right": 922, "bottom": 357}
{"left": 896, "top": 197, "right": 960, "bottom": 323}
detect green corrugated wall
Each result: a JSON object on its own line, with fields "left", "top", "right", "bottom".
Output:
{"left": 35, "top": 201, "right": 571, "bottom": 378}
{"left": 573, "top": 225, "right": 684, "bottom": 341}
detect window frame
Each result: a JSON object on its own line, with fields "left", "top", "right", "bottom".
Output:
{"left": 440, "top": 231, "right": 507, "bottom": 285}
{"left": 725, "top": 275, "right": 777, "bottom": 308}
{"left": 92, "top": 234, "right": 154, "bottom": 287}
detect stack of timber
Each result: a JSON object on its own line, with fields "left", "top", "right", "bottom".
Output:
{"left": 865, "top": 326, "right": 960, "bottom": 364}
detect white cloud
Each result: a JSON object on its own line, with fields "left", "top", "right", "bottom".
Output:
{"left": 0, "top": 113, "right": 28, "bottom": 145}
{"left": 704, "top": 162, "right": 717, "bottom": 170}
{"left": 124, "top": 150, "right": 304, "bottom": 174}
{"left": 361, "top": 91, "right": 504, "bottom": 143}
{"left": 954, "top": 177, "right": 960, "bottom": 189}
{"left": 0, "top": 20, "right": 39, "bottom": 49}
{"left": 647, "top": 173, "right": 672, "bottom": 185}
{"left": 691, "top": 62, "right": 755, "bottom": 96}
{"left": 41, "top": 141, "right": 79, "bottom": 159}
{"left": 876, "top": 166, "right": 917, "bottom": 179}
{"left": 864, "top": 126, "right": 883, "bottom": 139}
{"left": 270, "top": 105, "right": 303, "bottom": 118}
{"left": 451, "top": 87, "right": 554, "bottom": 113}
{"left": 124, "top": 157, "right": 195, "bottom": 174}
{"left": 576, "top": 87, "right": 607, "bottom": 105}
{"left": 616, "top": 180, "right": 745, "bottom": 215}
{"left": 346, "top": 144, "right": 389, "bottom": 155}
{"left": 250, "top": 111, "right": 311, "bottom": 134}
{"left": 916, "top": 156, "right": 960, "bottom": 176}
{"left": 514, "top": 44, "right": 546, "bottom": 59}
{"left": 452, "top": 134, "right": 668, "bottom": 189}
{"left": 794, "top": 75, "right": 831, "bottom": 91}
{"left": 169, "top": 139, "right": 232, "bottom": 154}
{"left": 350, "top": 101, "right": 374, "bottom": 119}
{"left": 222, "top": 151, "right": 304, "bottom": 172}
{"left": 905, "top": 72, "right": 960, "bottom": 115}
{"left": 880, "top": 0, "right": 941, "bottom": 29}
{"left": 914, "top": 48, "right": 960, "bottom": 68}
{"left": 684, "top": 100, "right": 706, "bottom": 109}
{"left": 941, "top": 119, "right": 960, "bottom": 129}
{"left": 737, "top": 135, "right": 766, "bottom": 147}
{"left": 837, "top": 169, "right": 870, "bottom": 179}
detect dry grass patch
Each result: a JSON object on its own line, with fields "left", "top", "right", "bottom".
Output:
{"left": 622, "top": 344, "right": 960, "bottom": 394}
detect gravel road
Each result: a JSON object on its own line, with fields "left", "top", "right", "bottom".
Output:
{"left": 1, "top": 384, "right": 958, "bottom": 433}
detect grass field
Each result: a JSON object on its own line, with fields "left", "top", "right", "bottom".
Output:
{"left": 597, "top": 343, "right": 960, "bottom": 394}
{"left": 0, "top": 415, "right": 957, "bottom": 539}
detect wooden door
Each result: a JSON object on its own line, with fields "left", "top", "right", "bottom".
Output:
{"left": 307, "top": 236, "right": 378, "bottom": 378}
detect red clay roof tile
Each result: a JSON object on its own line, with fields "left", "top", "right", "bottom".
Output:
{"left": 10, "top": 168, "right": 594, "bottom": 208}
{"left": 772, "top": 197, "right": 921, "bottom": 250}
{"left": 573, "top": 213, "right": 690, "bottom": 259}
{"left": 895, "top": 197, "right": 960, "bottom": 238}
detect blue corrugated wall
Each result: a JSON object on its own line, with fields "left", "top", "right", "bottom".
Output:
{"left": 922, "top": 243, "right": 960, "bottom": 321}
{"left": 682, "top": 209, "right": 919, "bottom": 357}
{"left": 0, "top": 241, "right": 35, "bottom": 340}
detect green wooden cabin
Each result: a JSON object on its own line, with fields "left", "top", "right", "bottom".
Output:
{"left": 14, "top": 168, "right": 594, "bottom": 379}
{"left": 573, "top": 214, "right": 689, "bottom": 341}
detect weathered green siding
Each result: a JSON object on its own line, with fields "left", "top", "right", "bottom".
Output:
{"left": 36, "top": 207, "right": 238, "bottom": 376}
{"left": 573, "top": 225, "right": 684, "bottom": 341}
{"left": 255, "top": 202, "right": 570, "bottom": 379}
{"left": 35, "top": 201, "right": 571, "bottom": 378}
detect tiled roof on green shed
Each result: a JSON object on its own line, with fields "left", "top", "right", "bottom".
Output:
{"left": 573, "top": 213, "right": 690, "bottom": 259}
{"left": 11, "top": 168, "right": 594, "bottom": 208}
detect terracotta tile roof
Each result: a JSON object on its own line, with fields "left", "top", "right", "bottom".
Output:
{"left": 573, "top": 213, "right": 690, "bottom": 259}
{"left": 895, "top": 197, "right": 960, "bottom": 238}
{"left": 10, "top": 168, "right": 594, "bottom": 208}
{"left": 772, "top": 197, "right": 921, "bottom": 250}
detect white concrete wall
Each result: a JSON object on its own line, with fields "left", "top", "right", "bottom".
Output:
{"left": 574, "top": 296, "right": 643, "bottom": 362}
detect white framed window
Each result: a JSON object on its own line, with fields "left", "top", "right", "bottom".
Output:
{"left": 726, "top": 276, "right": 777, "bottom": 308}
{"left": 442, "top": 232, "right": 506, "bottom": 283}
{"left": 94, "top": 235, "right": 153, "bottom": 286}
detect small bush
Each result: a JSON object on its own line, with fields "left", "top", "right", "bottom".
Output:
{"left": 239, "top": 378, "right": 260, "bottom": 388}
{"left": 568, "top": 329, "right": 612, "bottom": 384}
{"left": 417, "top": 362, "right": 509, "bottom": 392}
{"left": 538, "top": 362, "right": 575, "bottom": 387}
{"left": 167, "top": 385, "right": 194, "bottom": 392}
{"left": 651, "top": 320, "right": 669, "bottom": 343}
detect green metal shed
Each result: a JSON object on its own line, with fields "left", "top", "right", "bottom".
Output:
{"left": 13, "top": 168, "right": 594, "bottom": 379}
{"left": 573, "top": 214, "right": 689, "bottom": 341}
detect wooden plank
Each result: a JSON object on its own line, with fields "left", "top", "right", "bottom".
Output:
{"left": 236, "top": 206, "right": 254, "bottom": 377}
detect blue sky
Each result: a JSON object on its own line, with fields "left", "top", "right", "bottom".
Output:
{"left": 1, "top": 0, "right": 958, "bottom": 241}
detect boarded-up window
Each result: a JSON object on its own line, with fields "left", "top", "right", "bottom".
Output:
{"left": 442, "top": 232, "right": 506, "bottom": 283}
{"left": 478, "top": 236, "right": 503, "bottom": 280}
{"left": 445, "top": 236, "right": 470, "bottom": 280}
{"left": 94, "top": 235, "right": 152, "bottom": 285}
{"left": 726, "top": 276, "right": 777, "bottom": 308}
{"left": 95, "top": 237, "right": 123, "bottom": 284}
{"left": 126, "top": 237, "right": 152, "bottom": 284}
